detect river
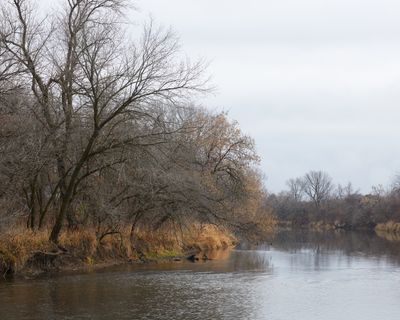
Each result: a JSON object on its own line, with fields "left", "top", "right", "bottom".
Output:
{"left": 1, "top": 230, "right": 400, "bottom": 320}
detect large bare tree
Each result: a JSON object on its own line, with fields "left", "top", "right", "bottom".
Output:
{"left": 0, "top": 0, "right": 207, "bottom": 242}
{"left": 302, "top": 170, "right": 333, "bottom": 209}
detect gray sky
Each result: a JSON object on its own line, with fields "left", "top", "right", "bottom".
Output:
{"left": 135, "top": 0, "right": 400, "bottom": 193}
{"left": 42, "top": 0, "right": 400, "bottom": 193}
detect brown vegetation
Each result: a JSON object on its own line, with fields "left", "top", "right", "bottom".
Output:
{"left": 375, "top": 221, "right": 400, "bottom": 233}
{"left": 0, "top": 223, "right": 237, "bottom": 276}
{"left": 0, "top": 0, "right": 274, "bottom": 276}
{"left": 269, "top": 170, "right": 400, "bottom": 232}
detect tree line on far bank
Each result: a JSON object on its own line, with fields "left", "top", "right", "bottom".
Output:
{"left": 0, "top": 0, "right": 270, "bottom": 244}
{"left": 268, "top": 170, "right": 400, "bottom": 230}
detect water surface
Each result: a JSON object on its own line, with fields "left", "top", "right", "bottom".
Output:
{"left": 1, "top": 230, "right": 400, "bottom": 320}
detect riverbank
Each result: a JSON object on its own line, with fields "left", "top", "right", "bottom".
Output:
{"left": 2, "top": 229, "right": 400, "bottom": 320}
{"left": 0, "top": 224, "right": 236, "bottom": 278}
{"left": 276, "top": 220, "right": 400, "bottom": 243}
{"left": 279, "top": 220, "right": 400, "bottom": 232}
{"left": 375, "top": 221, "right": 400, "bottom": 241}
{"left": 375, "top": 221, "right": 400, "bottom": 233}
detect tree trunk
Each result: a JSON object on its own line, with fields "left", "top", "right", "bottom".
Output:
{"left": 49, "top": 190, "right": 74, "bottom": 243}
{"left": 49, "top": 132, "right": 99, "bottom": 243}
{"left": 26, "top": 181, "right": 37, "bottom": 230}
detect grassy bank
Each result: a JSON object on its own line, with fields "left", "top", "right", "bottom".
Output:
{"left": 375, "top": 221, "right": 400, "bottom": 242}
{"left": 375, "top": 221, "right": 400, "bottom": 234}
{"left": 0, "top": 224, "right": 236, "bottom": 277}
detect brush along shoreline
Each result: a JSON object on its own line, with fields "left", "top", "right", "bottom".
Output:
{"left": 0, "top": 224, "right": 237, "bottom": 279}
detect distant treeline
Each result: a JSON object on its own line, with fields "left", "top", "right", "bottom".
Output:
{"left": 267, "top": 170, "right": 400, "bottom": 230}
{"left": 0, "top": 0, "right": 271, "bottom": 244}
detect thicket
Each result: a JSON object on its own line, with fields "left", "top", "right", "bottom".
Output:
{"left": 269, "top": 170, "right": 400, "bottom": 230}
{"left": 0, "top": 0, "right": 271, "bottom": 249}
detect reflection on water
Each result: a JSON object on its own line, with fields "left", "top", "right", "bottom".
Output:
{"left": 375, "top": 230, "right": 400, "bottom": 242}
{"left": 241, "top": 229, "right": 400, "bottom": 267}
{"left": 1, "top": 230, "right": 400, "bottom": 320}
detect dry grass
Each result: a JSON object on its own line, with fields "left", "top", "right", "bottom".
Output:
{"left": 182, "top": 224, "right": 236, "bottom": 251}
{"left": 375, "top": 221, "right": 400, "bottom": 233}
{"left": 375, "top": 221, "right": 400, "bottom": 241}
{"left": 309, "top": 221, "right": 334, "bottom": 231}
{"left": 132, "top": 223, "right": 236, "bottom": 256}
{"left": 0, "top": 229, "right": 54, "bottom": 271}
{"left": 0, "top": 227, "right": 128, "bottom": 273}
{"left": 0, "top": 223, "right": 236, "bottom": 275}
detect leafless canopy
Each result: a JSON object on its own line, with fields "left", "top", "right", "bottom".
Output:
{"left": 302, "top": 171, "right": 333, "bottom": 209}
{"left": 0, "top": 0, "right": 266, "bottom": 242}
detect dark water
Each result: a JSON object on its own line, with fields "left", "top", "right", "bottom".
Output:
{"left": 1, "top": 230, "right": 400, "bottom": 320}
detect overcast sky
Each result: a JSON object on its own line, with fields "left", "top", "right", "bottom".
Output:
{"left": 135, "top": 0, "right": 400, "bottom": 193}
{"left": 42, "top": 0, "right": 400, "bottom": 193}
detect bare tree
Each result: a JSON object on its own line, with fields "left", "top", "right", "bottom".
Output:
{"left": 336, "top": 182, "right": 359, "bottom": 200}
{"left": 391, "top": 173, "right": 400, "bottom": 194}
{"left": 302, "top": 171, "right": 333, "bottom": 209}
{"left": 0, "top": 0, "right": 207, "bottom": 243}
{"left": 0, "top": 40, "right": 21, "bottom": 94}
{"left": 286, "top": 178, "right": 304, "bottom": 201}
